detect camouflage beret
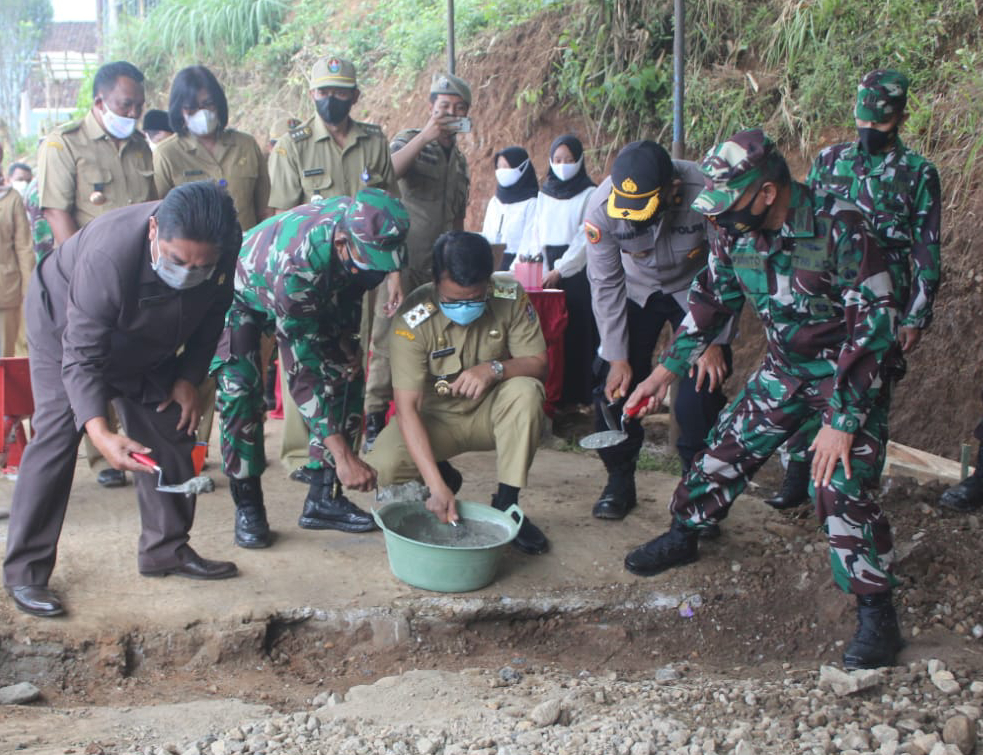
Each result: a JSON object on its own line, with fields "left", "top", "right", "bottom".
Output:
{"left": 342, "top": 188, "right": 409, "bottom": 272}
{"left": 431, "top": 72, "right": 471, "bottom": 106}
{"left": 310, "top": 57, "right": 357, "bottom": 89}
{"left": 855, "top": 69, "right": 909, "bottom": 122}
{"left": 692, "top": 129, "right": 776, "bottom": 216}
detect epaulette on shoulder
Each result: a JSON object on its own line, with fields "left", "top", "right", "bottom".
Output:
{"left": 401, "top": 300, "right": 438, "bottom": 329}
{"left": 289, "top": 125, "right": 312, "bottom": 142}
{"left": 56, "top": 119, "right": 83, "bottom": 135}
{"left": 492, "top": 279, "right": 518, "bottom": 300}
{"left": 361, "top": 122, "right": 384, "bottom": 135}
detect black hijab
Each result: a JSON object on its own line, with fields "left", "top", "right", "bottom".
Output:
{"left": 540, "top": 134, "right": 595, "bottom": 200}
{"left": 493, "top": 146, "right": 539, "bottom": 204}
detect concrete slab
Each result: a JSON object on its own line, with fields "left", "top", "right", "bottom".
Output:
{"left": 0, "top": 420, "right": 774, "bottom": 637}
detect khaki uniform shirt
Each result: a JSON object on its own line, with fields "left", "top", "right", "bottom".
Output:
{"left": 0, "top": 187, "right": 34, "bottom": 308}
{"left": 38, "top": 110, "right": 156, "bottom": 229}
{"left": 153, "top": 129, "right": 271, "bottom": 231}
{"left": 267, "top": 115, "right": 399, "bottom": 210}
{"left": 391, "top": 129, "right": 469, "bottom": 288}
{"left": 390, "top": 278, "right": 546, "bottom": 415}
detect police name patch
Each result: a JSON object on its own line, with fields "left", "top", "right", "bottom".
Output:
{"left": 303, "top": 168, "right": 325, "bottom": 177}
{"left": 402, "top": 301, "right": 436, "bottom": 328}
{"left": 585, "top": 221, "right": 601, "bottom": 244}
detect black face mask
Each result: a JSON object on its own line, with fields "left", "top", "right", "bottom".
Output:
{"left": 316, "top": 95, "right": 353, "bottom": 125}
{"left": 349, "top": 267, "right": 388, "bottom": 291}
{"left": 714, "top": 188, "right": 769, "bottom": 238}
{"left": 857, "top": 127, "right": 895, "bottom": 154}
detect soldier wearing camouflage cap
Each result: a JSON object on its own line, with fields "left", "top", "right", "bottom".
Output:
{"left": 622, "top": 128, "right": 904, "bottom": 671}
{"left": 362, "top": 71, "right": 473, "bottom": 451}
{"left": 582, "top": 140, "right": 734, "bottom": 524}
{"left": 211, "top": 189, "right": 409, "bottom": 548}
{"left": 763, "top": 69, "right": 942, "bottom": 511}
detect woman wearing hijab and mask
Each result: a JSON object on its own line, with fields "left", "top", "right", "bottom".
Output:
{"left": 153, "top": 66, "right": 271, "bottom": 232}
{"left": 526, "top": 135, "right": 598, "bottom": 405}
{"left": 480, "top": 147, "right": 538, "bottom": 270}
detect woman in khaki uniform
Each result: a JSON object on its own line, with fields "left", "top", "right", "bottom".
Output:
{"left": 153, "top": 65, "right": 273, "bottom": 452}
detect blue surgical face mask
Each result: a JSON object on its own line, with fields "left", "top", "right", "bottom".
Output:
{"left": 440, "top": 299, "right": 486, "bottom": 326}
{"left": 151, "top": 236, "right": 214, "bottom": 290}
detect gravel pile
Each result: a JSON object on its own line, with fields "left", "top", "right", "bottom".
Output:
{"left": 118, "top": 658, "right": 982, "bottom": 755}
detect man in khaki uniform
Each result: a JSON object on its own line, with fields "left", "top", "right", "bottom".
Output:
{"left": 37, "top": 60, "right": 157, "bottom": 488}
{"left": 0, "top": 178, "right": 34, "bottom": 356}
{"left": 363, "top": 72, "right": 472, "bottom": 450}
{"left": 366, "top": 231, "right": 550, "bottom": 555}
{"left": 268, "top": 56, "right": 400, "bottom": 473}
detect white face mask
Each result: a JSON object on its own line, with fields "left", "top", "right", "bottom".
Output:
{"left": 100, "top": 104, "right": 136, "bottom": 139}
{"left": 186, "top": 108, "right": 219, "bottom": 137}
{"left": 550, "top": 156, "right": 583, "bottom": 182}
{"left": 495, "top": 159, "right": 528, "bottom": 188}
{"left": 11, "top": 180, "right": 28, "bottom": 197}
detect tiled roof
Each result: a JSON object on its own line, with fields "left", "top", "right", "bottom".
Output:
{"left": 39, "top": 21, "right": 98, "bottom": 54}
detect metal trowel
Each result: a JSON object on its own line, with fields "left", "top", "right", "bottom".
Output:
{"left": 375, "top": 479, "right": 461, "bottom": 527}
{"left": 578, "top": 399, "right": 651, "bottom": 450}
{"left": 130, "top": 452, "right": 216, "bottom": 496}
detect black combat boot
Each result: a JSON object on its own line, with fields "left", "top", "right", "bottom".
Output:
{"left": 592, "top": 465, "right": 637, "bottom": 520}
{"left": 437, "top": 460, "right": 463, "bottom": 494}
{"left": 363, "top": 411, "right": 387, "bottom": 453}
{"left": 624, "top": 518, "right": 699, "bottom": 576}
{"left": 230, "top": 476, "right": 271, "bottom": 549}
{"left": 842, "top": 591, "right": 904, "bottom": 669}
{"left": 298, "top": 468, "right": 376, "bottom": 532}
{"left": 939, "top": 445, "right": 983, "bottom": 511}
{"left": 493, "top": 486, "right": 549, "bottom": 555}
{"left": 763, "top": 458, "right": 812, "bottom": 510}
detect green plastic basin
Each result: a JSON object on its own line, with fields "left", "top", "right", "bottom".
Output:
{"left": 372, "top": 501, "right": 524, "bottom": 593}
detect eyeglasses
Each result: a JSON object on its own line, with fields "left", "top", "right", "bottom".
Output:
{"left": 439, "top": 297, "right": 487, "bottom": 310}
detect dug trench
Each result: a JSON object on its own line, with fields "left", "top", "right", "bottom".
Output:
{"left": 1, "top": 416, "right": 981, "bottom": 749}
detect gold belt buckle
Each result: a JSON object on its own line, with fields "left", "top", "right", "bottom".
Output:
{"left": 434, "top": 379, "right": 452, "bottom": 397}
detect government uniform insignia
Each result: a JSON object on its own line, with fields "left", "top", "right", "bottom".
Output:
{"left": 585, "top": 221, "right": 601, "bottom": 244}
{"left": 526, "top": 302, "right": 538, "bottom": 324}
{"left": 402, "top": 302, "right": 436, "bottom": 328}
{"left": 621, "top": 177, "right": 638, "bottom": 193}
{"left": 394, "top": 328, "right": 415, "bottom": 340}
{"left": 290, "top": 126, "right": 312, "bottom": 142}
{"left": 361, "top": 168, "right": 371, "bottom": 182}
{"left": 492, "top": 280, "right": 518, "bottom": 299}
{"left": 328, "top": 58, "right": 341, "bottom": 72}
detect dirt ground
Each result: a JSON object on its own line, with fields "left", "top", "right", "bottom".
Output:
{"left": 1, "top": 412, "right": 982, "bottom": 753}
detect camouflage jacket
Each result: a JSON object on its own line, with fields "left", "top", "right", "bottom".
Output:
{"left": 23, "top": 178, "right": 54, "bottom": 262}
{"left": 231, "top": 199, "right": 364, "bottom": 440}
{"left": 661, "top": 183, "right": 898, "bottom": 434}
{"left": 807, "top": 138, "right": 941, "bottom": 329}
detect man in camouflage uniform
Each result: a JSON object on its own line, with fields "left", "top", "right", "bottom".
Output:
{"left": 363, "top": 71, "right": 472, "bottom": 451}
{"left": 211, "top": 189, "right": 409, "bottom": 549}
{"left": 767, "top": 69, "right": 942, "bottom": 510}
{"left": 621, "top": 130, "right": 904, "bottom": 670}
{"left": 38, "top": 60, "right": 157, "bottom": 489}
{"left": 22, "top": 178, "right": 55, "bottom": 263}
{"left": 267, "top": 56, "right": 401, "bottom": 474}
{"left": 365, "top": 231, "right": 550, "bottom": 555}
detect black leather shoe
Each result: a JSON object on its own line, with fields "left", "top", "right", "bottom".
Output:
{"left": 140, "top": 551, "right": 238, "bottom": 580}
{"left": 491, "top": 494, "right": 549, "bottom": 555}
{"left": 592, "top": 473, "right": 637, "bottom": 520}
{"left": 363, "top": 411, "right": 387, "bottom": 453}
{"left": 289, "top": 467, "right": 315, "bottom": 485}
{"left": 698, "top": 521, "right": 722, "bottom": 540}
{"left": 939, "top": 474, "right": 983, "bottom": 512}
{"left": 437, "top": 460, "right": 463, "bottom": 494}
{"left": 97, "top": 468, "right": 127, "bottom": 488}
{"left": 625, "top": 519, "right": 699, "bottom": 576}
{"left": 298, "top": 469, "right": 376, "bottom": 532}
{"left": 230, "top": 477, "right": 271, "bottom": 549}
{"left": 763, "top": 458, "right": 811, "bottom": 510}
{"left": 6, "top": 585, "right": 65, "bottom": 617}
{"left": 842, "top": 591, "right": 904, "bottom": 669}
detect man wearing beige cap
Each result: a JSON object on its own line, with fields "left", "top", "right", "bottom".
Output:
{"left": 363, "top": 71, "right": 473, "bottom": 450}
{"left": 268, "top": 57, "right": 400, "bottom": 478}
{"left": 268, "top": 57, "right": 398, "bottom": 210}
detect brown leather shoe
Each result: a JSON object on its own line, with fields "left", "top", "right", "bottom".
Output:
{"left": 5, "top": 585, "right": 65, "bottom": 617}
{"left": 140, "top": 550, "right": 238, "bottom": 580}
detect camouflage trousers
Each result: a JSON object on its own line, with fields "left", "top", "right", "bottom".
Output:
{"left": 212, "top": 304, "right": 364, "bottom": 479}
{"left": 671, "top": 360, "right": 896, "bottom": 595}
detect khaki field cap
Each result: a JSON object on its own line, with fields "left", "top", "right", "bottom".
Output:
{"left": 310, "top": 57, "right": 357, "bottom": 89}
{"left": 430, "top": 72, "right": 472, "bottom": 106}
{"left": 692, "top": 129, "right": 776, "bottom": 216}
{"left": 855, "top": 69, "right": 909, "bottom": 123}
{"left": 606, "top": 140, "right": 674, "bottom": 222}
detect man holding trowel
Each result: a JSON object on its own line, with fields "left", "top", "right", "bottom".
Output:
{"left": 3, "top": 182, "right": 242, "bottom": 618}
{"left": 212, "top": 189, "right": 409, "bottom": 549}
{"left": 366, "top": 231, "right": 551, "bottom": 555}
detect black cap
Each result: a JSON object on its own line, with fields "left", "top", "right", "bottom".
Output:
{"left": 143, "top": 109, "right": 172, "bottom": 133}
{"left": 607, "top": 140, "right": 674, "bottom": 222}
